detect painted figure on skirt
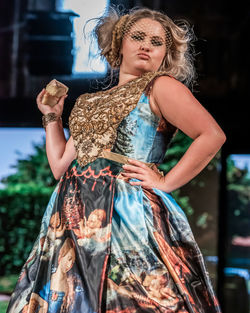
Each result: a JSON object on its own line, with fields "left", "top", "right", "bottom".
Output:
{"left": 7, "top": 6, "right": 226, "bottom": 313}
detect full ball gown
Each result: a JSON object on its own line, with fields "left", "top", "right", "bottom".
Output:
{"left": 7, "top": 71, "right": 221, "bottom": 313}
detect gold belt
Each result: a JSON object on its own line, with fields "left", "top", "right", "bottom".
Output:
{"left": 101, "top": 150, "right": 155, "bottom": 169}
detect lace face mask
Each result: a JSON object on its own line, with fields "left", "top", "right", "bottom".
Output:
{"left": 124, "top": 18, "right": 172, "bottom": 50}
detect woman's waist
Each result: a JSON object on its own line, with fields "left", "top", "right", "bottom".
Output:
{"left": 111, "top": 143, "right": 165, "bottom": 165}
{"left": 66, "top": 152, "right": 164, "bottom": 181}
{"left": 100, "top": 150, "right": 164, "bottom": 178}
{"left": 100, "top": 150, "right": 156, "bottom": 169}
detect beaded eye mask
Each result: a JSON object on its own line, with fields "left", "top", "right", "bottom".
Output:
{"left": 106, "top": 15, "right": 173, "bottom": 68}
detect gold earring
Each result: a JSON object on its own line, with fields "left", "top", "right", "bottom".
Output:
{"left": 115, "top": 54, "right": 122, "bottom": 67}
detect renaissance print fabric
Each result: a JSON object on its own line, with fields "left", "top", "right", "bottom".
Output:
{"left": 7, "top": 88, "right": 221, "bottom": 313}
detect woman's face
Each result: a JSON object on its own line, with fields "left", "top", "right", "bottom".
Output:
{"left": 60, "top": 248, "right": 76, "bottom": 273}
{"left": 120, "top": 18, "right": 167, "bottom": 74}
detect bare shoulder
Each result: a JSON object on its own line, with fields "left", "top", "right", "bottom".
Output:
{"left": 150, "top": 75, "right": 226, "bottom": 141}
{"left": 150, "top": 75, "right": 198, "bottom": 123}
{"left": 152, "top": 75, "right": 192, "bottom": 102}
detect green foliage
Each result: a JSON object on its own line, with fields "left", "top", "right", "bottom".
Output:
{"left": 171, "top": 189, "right": 194, "bottom": 216}
{"left": 1, "top": 141, "right": 55, "bottom": 187}
{"left": 0, "top": 139, "right": 57, "bottom": 275}
{"left": 159, "top": 130, "right": 193, "bottom": 173}
{"left": 0, "top": 275, "right": 19, "bottom": 293}
{"left": 0, "top": 301, "right": 9, "bottom": 313}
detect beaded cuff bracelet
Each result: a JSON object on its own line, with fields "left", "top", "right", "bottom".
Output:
{"left": 42, "top": 113, "right": 62, "bottom": 129}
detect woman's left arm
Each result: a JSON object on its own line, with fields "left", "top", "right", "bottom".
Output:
{"left": 122, "top": 76, "right": 226, "bottom": 192}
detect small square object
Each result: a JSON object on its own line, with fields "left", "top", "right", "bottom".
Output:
{"left": 42, "top": 79, "right": 69, "bottom": 107}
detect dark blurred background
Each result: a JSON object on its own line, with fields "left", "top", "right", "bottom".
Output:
{"left": 0, "top": 0, "right": 250, "bottom": 312}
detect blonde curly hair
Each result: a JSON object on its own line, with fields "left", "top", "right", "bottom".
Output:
{"left": 93, "top": 7, "right": 196, "bottom": 87}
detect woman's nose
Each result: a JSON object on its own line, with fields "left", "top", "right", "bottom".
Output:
{"left": 140, "top": 42, "right": 150, "bottom": 52}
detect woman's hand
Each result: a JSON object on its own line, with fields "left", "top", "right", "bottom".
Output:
{"left": 122, "top": 159, "right": 167, "bottom": 191}
{"left": 36, "top": 88, "right": 67, "bottom": 116}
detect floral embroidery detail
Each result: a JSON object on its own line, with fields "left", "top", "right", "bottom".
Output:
{"left": 69, "top": 71, "right": 170, "bottom": 167}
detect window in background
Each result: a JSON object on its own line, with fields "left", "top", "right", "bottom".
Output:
{"left": 224, "top": 154, "right": 250, "bottom": 313}
{"left": 59, "top": 0, "right": 109, "bottom": 74}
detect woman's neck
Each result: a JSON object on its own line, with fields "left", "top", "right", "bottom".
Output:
{"left": 118, "top": 68, "right": 147, "bottom": 86}
{"left": 117, "top": 73, "right": 138, "bottom": 87}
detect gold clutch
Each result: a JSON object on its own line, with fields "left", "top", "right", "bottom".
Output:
{"left": 42, "top": 79, "right": 69, "bottom": 107}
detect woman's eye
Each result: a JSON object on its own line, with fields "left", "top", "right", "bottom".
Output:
{"left": 131, "top": 34, "right": 144, "bottom": 41}
{"left": 151, "top": 39, "right": 163, "bottom": 46}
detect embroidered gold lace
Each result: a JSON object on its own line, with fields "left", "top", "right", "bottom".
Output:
{"left": 69, "top": 71, "right": 170, "bottom": 167}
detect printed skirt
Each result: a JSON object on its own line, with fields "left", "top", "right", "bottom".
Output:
{"left": 7, "top": 158, "right": 221, "bottom": 313}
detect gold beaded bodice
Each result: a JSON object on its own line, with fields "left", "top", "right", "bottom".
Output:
{"left": 69, "top": 71, "right": 170, "bottom": 168}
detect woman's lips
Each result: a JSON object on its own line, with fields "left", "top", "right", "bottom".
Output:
{"left": 137, "top": 53, "right": 150, "bottom": 60}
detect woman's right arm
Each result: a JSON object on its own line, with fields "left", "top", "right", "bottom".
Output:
{"left": 36, "top": 89, "right": 77, "bottom": 180}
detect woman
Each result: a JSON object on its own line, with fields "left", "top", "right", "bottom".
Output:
{"left": 7, "top": 7, "right": 226, "bottom": 313}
